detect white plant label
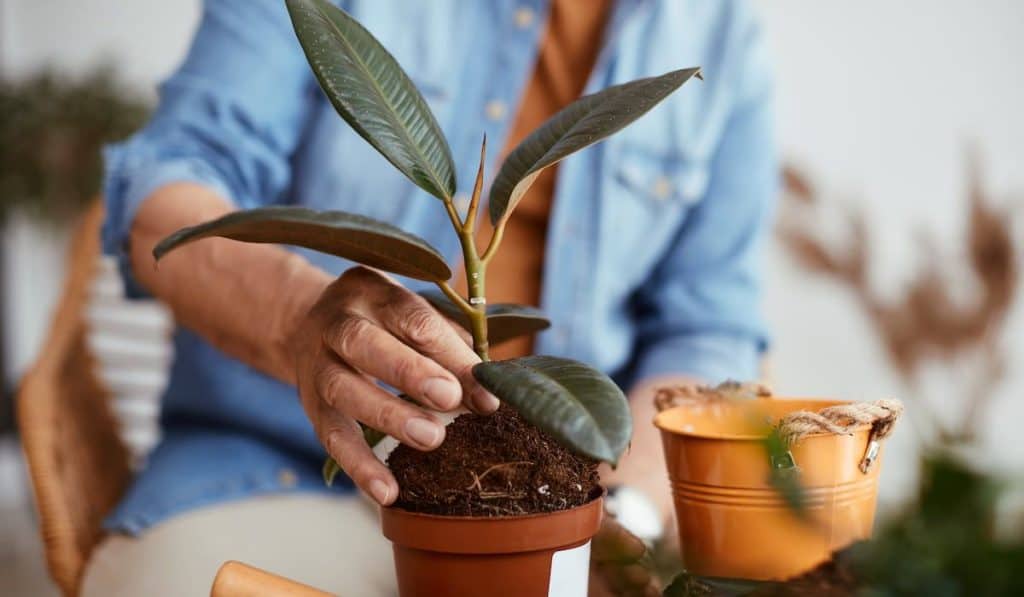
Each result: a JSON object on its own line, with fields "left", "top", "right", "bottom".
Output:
{"left": 371, "top": 408, "right": 466, "bottom": 462}
{"left": 547, "top": 540, "right": 591, "bottom": 597}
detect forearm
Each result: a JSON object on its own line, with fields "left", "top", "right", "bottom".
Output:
{"left": 128, "top": 182, "right": 331, "bottom": 384}
{"left": 600, "top": 375, "right": 699, "bottom": 519}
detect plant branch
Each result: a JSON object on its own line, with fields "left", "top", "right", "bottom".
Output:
{"left": 480, "top": 216, "right": 508, "bottom": 265}
{"left": 440, "top": 194, "right": 490, "bottom": 361}
{"left": 436, "top": 134, "right": 495, "bottom": 360}
{"left": 436, "top": 279, "right": 473, "bottom": 313}
{"left": 443, "top": 196, "right": 464, "bottom": 233}
{"left": 457, "top": 228, "right": 489, "bottom": 360}
{"left": 464, "top": 134, "right": 487, "bottom": 233}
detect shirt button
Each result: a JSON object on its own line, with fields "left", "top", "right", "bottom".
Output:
{"left": 277, "top": 468, "right": 298, "bottom": 488}
{"left": 485, "top": 99, "right": 508, "bottom": 121}
{"left": 651, "top": 176, "right": 674, "bottom": 201}
{"left": 514, "top": 6, "right": 536, "bottom": 29}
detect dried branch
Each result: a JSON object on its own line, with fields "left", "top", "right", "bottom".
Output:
{"left": 777, "top": 153, "right": 1021, "bottom": 439}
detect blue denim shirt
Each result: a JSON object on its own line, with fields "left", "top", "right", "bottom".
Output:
{"left": 102, "top": 0, "right": 776, "bottom": 535}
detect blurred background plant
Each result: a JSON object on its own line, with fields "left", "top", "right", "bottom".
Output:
{"left": 0, "top": 66, "right": 149, "bottom": 225}
{"left": 779, "top": 156, "right": 1020, "bottom": 443}
{"left": 0, "top": 66, "right": 149, "bottom": 433}
{"left": 661, "top": 155, "right": 1024, "bottom": 596}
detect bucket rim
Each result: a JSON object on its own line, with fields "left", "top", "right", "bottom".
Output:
{"left": 653, "top": 397, "right": 874, "bottom": 440}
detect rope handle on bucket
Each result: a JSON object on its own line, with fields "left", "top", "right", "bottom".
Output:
{"left": 653, "top": 382, "right": 904, "bottom": 474}
{"left": 776, "top": 399, "right": 904, "bottom": 474}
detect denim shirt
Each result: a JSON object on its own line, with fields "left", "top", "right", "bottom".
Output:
{"left": 102, "top": 0, "right": 776, "bottom": 535}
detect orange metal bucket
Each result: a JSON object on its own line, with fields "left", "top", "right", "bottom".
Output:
{"left": 654, "top": 398, "right": 883, "bottom": 581}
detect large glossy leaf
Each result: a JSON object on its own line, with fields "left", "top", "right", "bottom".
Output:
{"left": 489, "top": 67, "right": 702, "bottom": 224}
{"left": 286, "top": 0, "right": 456, "bottom": 200}
{"left": 418, "top": 290, "right": 551, "bottom": 346}
{"left": 472, "top": 356, "right": 631, "bottom": 464}
{"left": 153, "top": 206, "right": 452, "bottom": 281}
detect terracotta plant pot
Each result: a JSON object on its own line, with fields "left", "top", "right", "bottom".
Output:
{"left": 654, "top": 398, "right": 884, "bottom": 581}
{"left": 381, "top": 493, "right": 604, "bottom": 597}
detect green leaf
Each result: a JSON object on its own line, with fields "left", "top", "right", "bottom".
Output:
{"left": 322, "top": 457, "right": 341, "bottom": 486}
{"left": 153, "top": 206, "right": 451, "bottom": 282}
{"left": 764, "top": 427, "right": 808, "bottom": 517}
{"left": 321, "top": 424, "right": 387, "bottom": 486}
{"left": 361, "top": 423, "right": 386, "bottom": 447}
{"left": 472, "top": 356, "right": 631, "bottom": 464}
{"left": 489, "top": 67, "right": 702, "bottom": 224}
{"left": 418, "top": 290, "right": 551, "bottom": 346}
{"left": 285, "top": 0, "right": 456, "bottom": 200}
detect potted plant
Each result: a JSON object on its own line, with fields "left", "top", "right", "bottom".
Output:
{"left": 153, "top": 1, "right": 701, "bottom": 595}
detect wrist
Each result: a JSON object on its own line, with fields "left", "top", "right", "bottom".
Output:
{"left": 269, "top": 252, "right": 332, "bottom": 383}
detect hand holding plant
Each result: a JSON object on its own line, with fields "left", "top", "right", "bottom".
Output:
{"left": 154, "top": 0, "right": 701, "bottom": 509}
{"left": 286, "top": 265, "right": 497, "bottom": 504}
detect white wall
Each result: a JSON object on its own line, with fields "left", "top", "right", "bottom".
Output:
{"left": 1, "top": 0, "right": 200, "bottom": 86}
{"left": 0, "top": 0, "right": 200, "bottom": 382}
{"left": 752, "top": 0, "right": 1024, "bottom": 505}
{"left": 2, "top": 0, "right": 1022, "bottom": 507}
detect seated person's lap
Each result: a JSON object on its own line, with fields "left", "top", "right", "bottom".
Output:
{"left": 82, "top": 493, "right": 396, "bottom": 597}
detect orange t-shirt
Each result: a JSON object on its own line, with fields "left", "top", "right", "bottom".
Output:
{"left": 456, "top": 0, "right": 612, "bottom": 359}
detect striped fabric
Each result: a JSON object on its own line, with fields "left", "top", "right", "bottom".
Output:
{"left": 84, "top": 257, "right": 172, "bottom": 469}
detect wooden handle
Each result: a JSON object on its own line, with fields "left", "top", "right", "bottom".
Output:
{"left": 211, "top": 561, "right": 336, "bottom": 597}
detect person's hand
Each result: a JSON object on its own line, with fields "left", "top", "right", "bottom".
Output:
{"left": 288, "top": 266, "right": 498, "bottom": 505}
{"left": 589, "top": 516, "right": 661, "bottom": 597}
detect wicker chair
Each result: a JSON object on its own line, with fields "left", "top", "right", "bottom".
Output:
{"left": 17, "top": 202, "right": 133, "bottom": 596}
{"left": 16, "top": 202, "right": 333, "bottom": 597}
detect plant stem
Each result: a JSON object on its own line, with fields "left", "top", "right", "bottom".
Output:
{"left": 436, "top": 279, "right": 472, "bottom": 313}
{"left": 436, "top": 135, "right": 495, "bottom": 362}
{"left": 453, "top": 209, "right": 489, "bottom": 360}
{"left": 464, "top": 134, "right": 487, "bottom": 233}
{"left": 480, "top": 216, "right": 508, "bottom": 265}
{"left": 463, "top": 254, "right": 489, "bottom": 361}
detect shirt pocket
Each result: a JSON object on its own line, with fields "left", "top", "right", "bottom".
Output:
{"left": 599, "top": 143, "right": 710, "bottom": 288}
{"left": 612, "top": 143, "right": 709, "bottom": 208}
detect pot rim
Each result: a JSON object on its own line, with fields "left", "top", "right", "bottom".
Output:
{"left": 654, "top": 396, "right": 872, "bottom": 441}
{"left": 381, "top": 489, "right": 606, "bottom": 554}
{"left": 382, "top": 488, "right": 605, "bottom": 522}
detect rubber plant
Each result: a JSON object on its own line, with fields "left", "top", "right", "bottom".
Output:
{"left": 154, "top": 0, "right": 701, "bottom": 484}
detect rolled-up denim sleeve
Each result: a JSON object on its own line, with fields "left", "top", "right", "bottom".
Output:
{"left": 102, "top": 0, "right": 314, "bottom": 297}
{"left": 632, "top": 13, "right": 777, "bottom": 385}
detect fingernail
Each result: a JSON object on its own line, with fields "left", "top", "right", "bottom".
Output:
{"left": 472, "top": 389, "right": 500, "bottom": 414}
{"left": 422, "top": 377, "right": 461, "bottom": 410}
{"left": 405, "top": 417, "right": 443, "bottom": 449}
{"left": 369, "top": 479, "right": 392, "bottom": 505}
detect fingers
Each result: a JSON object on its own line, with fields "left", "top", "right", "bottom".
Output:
{"left": 439, "top": 312, "right": 474, "bottom": 347}
{"left": 322, "top": 313, "right": 462, "bottom": 411}
{"left": 316, "top": 402, "right": 397, "bottom": 505}
{"left": 374, "top": 284, "right": 500, "bottom": 414}
{"left": 337, "top": 267, "right": 498, "bottom": 414}
{"left": 314, "top": 359, "right": 446, "bottom": 451}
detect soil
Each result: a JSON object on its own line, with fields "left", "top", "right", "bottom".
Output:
{"left": 387, "top": 405, "right": 602, "bottom": 516}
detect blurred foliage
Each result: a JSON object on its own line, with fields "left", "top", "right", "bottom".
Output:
{"left": 839, "top": 452, "right": 1023, "bottom": 597}
{"left": 778, "top": 159, "right": 1020, "bottom": 442}
{"left": 763, "top": 428, "right": 807, "bottom": 517}
{"left": 0, "top": 66, "right": 149, "bottom": 224}
{"left": 660, "top": 158, "right": 1023, "bottom": 595}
